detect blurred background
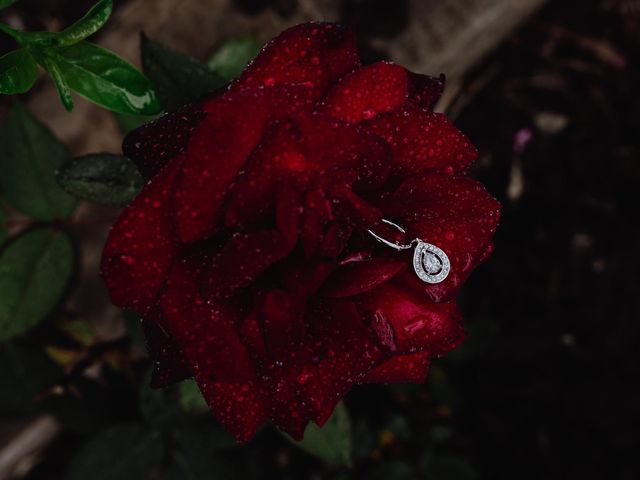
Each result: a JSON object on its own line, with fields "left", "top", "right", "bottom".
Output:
{"left": 1, "top": 0, "right": 638, "bottom": 479}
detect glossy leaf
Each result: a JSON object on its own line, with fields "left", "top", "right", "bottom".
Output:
{"left": 56, "top": 0, "right": 113, "bottom": 47}
{"left": 0, "top": 49, "right": 38, "bottom": 94}
{"left": 287, "top": 401, "right": 353, "bottom": 466}
{"left": 141, "top": 34, "right": 225, "bottom": 111}
{"left": 0, "top": 103, "right": 76, "bottom": 219}
{"left": 49, "top": 41, "right": 160, "bottom": 115}
{"left": 0, "top": 228, "right": 74, "bottom": 341}
{"left": 207, "top": 37, "right": 261, "bottom": 81}
{"left": 66, "top": 424, "right": 164, "bottom": 480}
{"left": 0, "top": 0, "right": 19, "bottom": 11}
{"left": 56, "top": 154, "right": 144, "bottom": 206}
{"left": 41, "top": 53, "right": 74, "bottom": 111}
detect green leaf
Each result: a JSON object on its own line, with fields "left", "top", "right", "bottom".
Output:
{"left": 46, "top": 41, "right": 160, "bottom": 115}
{"left": 0, "top": 49, "right": 38, "bottom": 94}
{"left": 41, "top": 52, "right": 74, "bottom": 111}
{"left": 0, "top": 0, "right": 19, "bottom": 11}
{"left": 208, "top": 37, "right": 260, "bottom": 82}
{"left": 141, "top": 34, "right": 225, "bottom": 111}
{"left": 56, "top": 0, "right": 113, "bottom": 47}
{"left": 178, "top": 379, "right": 208, "bottom": 414}
{"left": 0, "top": 103, "right": 76, "bottom": 219}
{"left": 56, "top": 154, "right": 143, "bottom": 206}
{"left": 0, "top": 343, "right": 63, "bottom": 413}
{"left": 0, "top": 228, "right": 74, "bottom": 341}
{"left": 66, "top": 424, "right": 164, "bottom": 480}
{"left": 286, "top": 401, "right": 353, "bottom": 466}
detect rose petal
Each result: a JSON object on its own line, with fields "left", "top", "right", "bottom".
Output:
{"left": 368, "top": 105, "right": 477, "bottom": 176}
{"left": 225, "top": 112, "right": 390, "bottom": 231}
{"left": 235, "top": 23, "right": 360, "bottom": 93}
{"left": 385, "top": 173, "right": 501, "bottom": 302}
{"left": 363, "top": 352, "right": 430, "bottom": 384}
{"left": 175, "top": 85, "right": 317, "bottom": 243}
{"left": 142, "top": 314, "right": 191, "bottom": 388}
{"left": 319, "top": 62, "right": 408, "bottom": 123}
{"left": 407, "top": 72, "right": 445, "bottom": 110}
{"left": 101, "top": 158, "right": 182, "bottom": 312}
{"left": 225, "top": 119, "right": 306, "bottom": 229}
{"left": 204, "top": 183, "right": 302, "bottom": 299}
{"left": 258, "top": 290, "right": 306, "bottom": 359}
{"left": 160, "top": 258, "right": 267, "bottom": 441}
{"left": 357, "top": 282, "right": 465, "bottom": 355}
{"left": 171, "top": 94, "right": 270, "bottom": 243}
{"left": 301, "top": 300, "right": 382, "bottom": 424}
{"left": 123, "top": 102, "right": 205, "bottom": 180}
{"left": 323, "top": 256, "right": 406, "bottom": 298}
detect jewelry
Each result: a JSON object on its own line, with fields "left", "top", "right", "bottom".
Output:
{"left": 367, "top": 219, "right": 450, "bottom": 284}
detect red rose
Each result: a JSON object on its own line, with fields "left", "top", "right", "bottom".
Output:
{"left": 101, "top": 23, "right": 501, "bottom": 441}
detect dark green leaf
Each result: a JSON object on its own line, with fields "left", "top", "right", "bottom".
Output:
{"left": 66, "top": 424, "right": 164, "bottom": 480}
{"left": 139, "top": 370, "right": 182, "bottom": 430}
{"left": 0, "top": 343, "right": 62, "bottom": 413}
{"left": 0, "top": 0, "right": 19, "bottom": 11}
{"left": 178, "top": 379, "right": 208, "bottom": 414}
{"left": 41, "top": 52, "right": 74, "bottom": 111}
{"left": 47, "top": 41, "right": 160, "bottom": 115}
{"left": 56, "top": 154, "right": 143, "bottom": 206}
{"left": 207, "top": 37, "right": 260, "bottom": 81}
{"left": 0, "top": 49, "right": 38, "bottom": 94}
{"left": 56, "top": 0, "right": 113, "bottom": 47}
{"left": 0, "top": 103, "right": 76, "bottom": 219}
{"left": 286, "top": 401, "right": 353, "bottom": 466}
{"left": 141, "top": 34, "right": 225, "bottom": 111}
{"left": 0, "top": 228, "right": 74, "bottom": 341}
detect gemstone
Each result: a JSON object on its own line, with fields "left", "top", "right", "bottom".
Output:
{"left": 412, "top": 241, "right": 450, "bottom": 284}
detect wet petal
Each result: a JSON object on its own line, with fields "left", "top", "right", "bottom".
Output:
{"left": 160, "top": 258, "right": 267, "bottom": 441}
{"left": 323, "top": 256, "right": 406, "bottom": 298}
{"left": 385, "top": 173, "right": 501, "bottom": 302}
{"left": 301, "top": 300, "right": 382, "bottom": 425}
{"left": 407, "top": 72, "right": 445, "bottom": 110}
{"left": 101, "top": 158, "right": 182, "bottom": 312}
{"left": 357, "top": 282, "right": 465, "bottom": 355}
{"left": 175, "top": 85, "right": 317, "bottom": 243}
{"left": 123, "top": 102, "right": 205, "bottom": 180}
{"left": 204, "top": 183, "right": 302, "bottom": 299}
{"left": 363, "top": 352, "right": 430, "bottom": 384}
{"left": 172, "top": 94, "right": 270, "bottom": 243}
{"left": 258, "top": 290, "right": 306, "bottom": 360}
{"left": 319, "top": 62, "right": 408, "bottom": 123}
{"left": 142, "top": 314, "right": 191, "bottom": 388}
{"left": 368, "top": 105, "right": 477, "bottom": 176}
{"left": 235, "top": 23, "right": 360, "bottom": 93}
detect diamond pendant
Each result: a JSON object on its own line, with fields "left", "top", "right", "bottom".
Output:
{"left": 412, "top": 241, "right": 450, "bottom": 284}
{"left": 367, "top": 219, "right": 451, "bottom": 284}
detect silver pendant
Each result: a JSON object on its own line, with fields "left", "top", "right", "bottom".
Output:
{"left": 368, "top": 219, "right": 450, "bottom": 284}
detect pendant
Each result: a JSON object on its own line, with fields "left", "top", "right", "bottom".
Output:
{"left": 367, "top": 219, "right": 451, "bottom": 284}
